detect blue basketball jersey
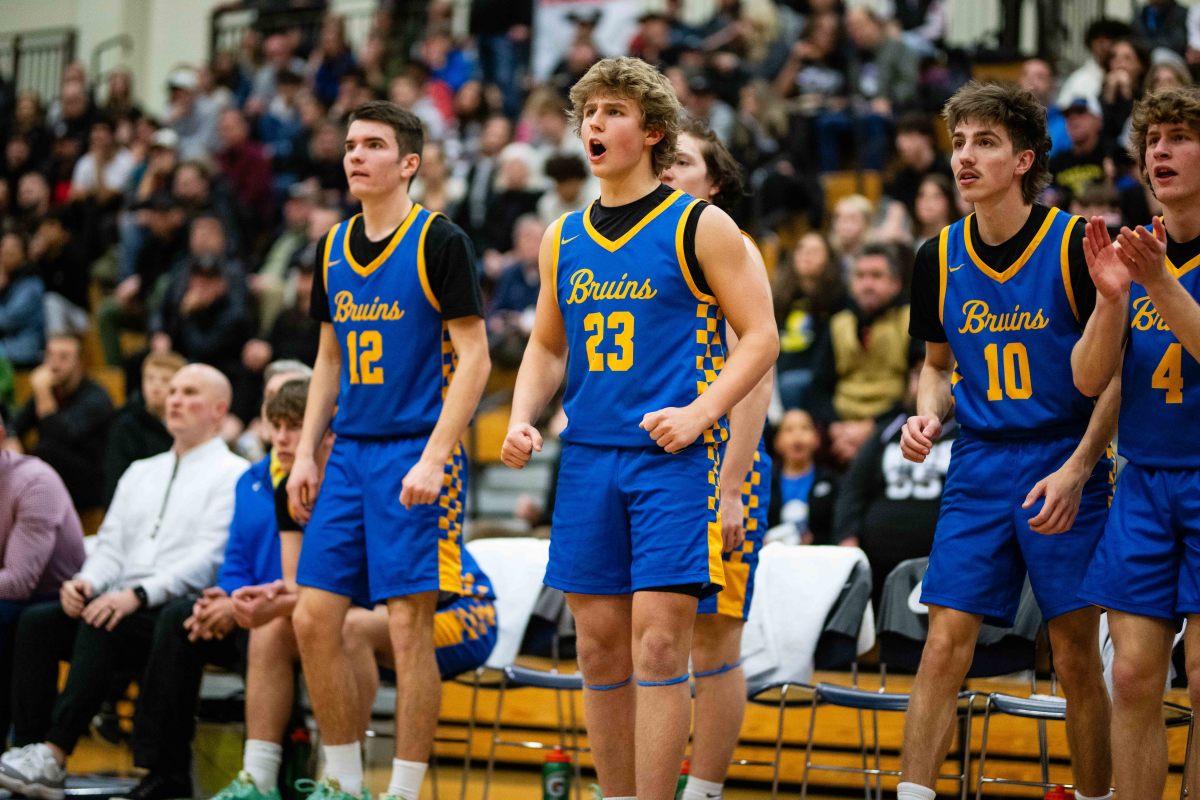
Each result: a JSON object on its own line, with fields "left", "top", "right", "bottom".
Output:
{"left": 939, "top": 208, "right": 1095, "bottom": 436}
{"left": 554, "top": 190, "right": 727, "bottom": 448}
{"left": 1118, "top": 252, "right": 1200, "bottom": 468}
{"left": 324, "top": 205, "right": 455, "bottom": 438}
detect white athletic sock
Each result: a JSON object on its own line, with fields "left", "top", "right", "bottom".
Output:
{"left": 322, "top": 742, "right": 364, "bottom": 795}
{"left": 896, "top": 781, "right": 937, "bottom": 800}
{"left": 1075, "top": 792, "right": 1113, "bottom": 800}
{"left": 681, "top": 775, "right": 724, "bottom": 800}
{"left": 385, "top": 758, "right": 427, "bottom": 799}
{"left": 243, "top": 740, "right": 283, "bottom": 793}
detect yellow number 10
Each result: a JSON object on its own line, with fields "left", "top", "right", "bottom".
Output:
{"left": 1152, "top": 343, "right": 1184, "bottom": 404}
{"left": 583, "top": 311, "right": 635, "bottom": 371}
{"left": 347, "top": 330, "right": 383, "bottom": 384}
{"left": 983, "top": 342, "right": 1032, "bottom": 401}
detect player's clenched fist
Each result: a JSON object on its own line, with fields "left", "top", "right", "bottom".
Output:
{"left": 400, "top": 457, "right": 444, "bottom": 508}
{"left": 287, "top": 457, "right": 321, "bottom": 526}
{"left": 640, "top": 405, "right": 709, "bottom": 453}
{"left": 502, "top": 424, "right": 543, "bottom": 469}
{"left": 900, "top": 414, "right": 942, "bottom": 463}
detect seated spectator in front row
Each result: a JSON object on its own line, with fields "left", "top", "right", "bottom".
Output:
{"left": 0, "top": 409, "right": 86, "bottom": 746}
{"left": 102, "top": 351, "right": 187, "bottom": 507}
{"left": 767, "top": 408, "right": 838, "bottom": 545}
{"left": 118, "top": 364, "right": 310, "bottom": 800}
{"left": 0, "top": 230, "right": 44, "bottom": 368}
{"left": 7, "top": 334, "right": 114, "bottom": 511}
{"left": 0, "top": 364, "right": 248, "bottom": 799}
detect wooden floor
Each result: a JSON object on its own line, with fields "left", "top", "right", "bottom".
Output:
{"left": 63, "top": 667, "right": 1193, "bottom": 799}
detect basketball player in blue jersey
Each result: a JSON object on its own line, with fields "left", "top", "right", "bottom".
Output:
{"left": 1071, "top": 87, "right": 1200, "bottom": 797}
{"left": 661, "top": 119, "right": 773, "bottom": 800}
{"left": 897, "top": 81, "right": 1120, "bottom": 800}
{"left": 283, "top": 102, "right": 491, "bottom": 800}
{"left": 500, "top": 58, "right": 777, "bottom": 800}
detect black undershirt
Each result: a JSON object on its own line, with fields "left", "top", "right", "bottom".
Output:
{"left": 1165, "top": 226, "right": 1200, "bottom": 277}
{"left": 310, "top": 212, "right": 483, "bottom": 323}
{"left": 588, "top": 183, "right": 712, "bottom": 296}
{"left": 910, "top": 204, "right": 1096, "bottom": 343}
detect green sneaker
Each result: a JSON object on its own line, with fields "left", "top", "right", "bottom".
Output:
{"left": 294, "top": 778, "right": 370, "bottom": 800}
{"left": 212, "top": 772, "right": 281, "bottom": 800}
{"left": 379, "top": 794, "right": 413, "bottom": 800}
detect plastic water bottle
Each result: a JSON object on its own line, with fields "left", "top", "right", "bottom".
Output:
{"left": 675, "top": 759, "right": 690, "bottom": 800}
{"left": 1044, "top": 786, "right": 1069, "bottom": 800}
{"left": 542, "top": 746, "right": 572, "bottom": 800}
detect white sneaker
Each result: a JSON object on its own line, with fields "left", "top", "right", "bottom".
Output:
{"left": 0, "top": 743, "right": 66, "bottom": 800}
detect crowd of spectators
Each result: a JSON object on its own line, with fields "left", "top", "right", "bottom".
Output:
{"left": 0, "top": 0, "right": 1191, "bottom": 640}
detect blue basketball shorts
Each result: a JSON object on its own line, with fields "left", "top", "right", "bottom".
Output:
{"left": 921, "top": 433, "right": 1112, "bottom": 626}
{"left": 1080, "top": 464, "right": 1200, "bottom": 620}
{"left": 699, "top": 447, "right": 772, "bottom": 620}
{"left": 546, "top": 441, "right": 725, "bottom": 596}
{"left": 296, "top": 436, "right": 467, "bottom": 604}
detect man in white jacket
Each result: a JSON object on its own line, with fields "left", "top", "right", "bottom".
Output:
{"left": 0, "top": 364, "right": 248, "bottom": 800}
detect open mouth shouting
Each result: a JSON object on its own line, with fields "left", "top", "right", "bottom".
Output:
{"left": 587, "top": 138, "right": 607, "bottom": 162}
{"left": 1152, "top": 164, "right": 1178, "bottom": 185}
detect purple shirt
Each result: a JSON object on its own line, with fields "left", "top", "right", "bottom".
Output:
{"left": 0, "top": 450, "right": 86, "bottom": 599}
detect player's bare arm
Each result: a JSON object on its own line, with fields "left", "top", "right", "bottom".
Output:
{"left": 502, "top": 220, "right": 570, "bottom": 470}
{"left": 1072, "top": 217, "right": 1131, "bottom": 397}
{"left": 401, "top": 314, "right": 491, "bottom": 508}
{"left": 288, "top": 322, "right": 341, "bottom": 524}
{"left": 716, "top": 239, "right": 773, "bottom": 553}
{"left": 901, "top": 340, "right": 954, "bottom": 463}
{"left": 641, "top": 205, "right": 778, "bottom": 453}
{"left": 1117, "top": 216, "right": 1200, "bottom": 363}
{"left": 1025, "top": 373, "right": 1120, "bottom": 535}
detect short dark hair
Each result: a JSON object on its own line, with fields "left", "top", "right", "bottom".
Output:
{"left": 895, "top": 111, "right": 936, "bottom": 142}
{"left": 678, "top": 116, "right": 745, "bottom": 213}
{"left": 942, "top": 80, "right": 1051, "bottom": 205}
{"left": 266, "top": 377, "right": 310, "bottom": 427}
{"left": 1085, "top": 18, "right": 1132, "bottom": 48}
{"left": 544, "top": 153, "right": 588, "bottom": 183}
{"left": 858, "top": 242, "right": 904, "bottom": 278}
{"left": 349, "top": 100, "right": 424, "bottom": 159}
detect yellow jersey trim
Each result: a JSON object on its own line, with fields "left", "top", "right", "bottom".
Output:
{"left": 416, "top": 210, "right": 441, "bottom": 312}
{"left": 582, "top": 189, "right": 684, "bottom": 252}
{"left": 1060, "top": 214, "right": 1081, "bottom": 324}
{"left": 963, "top": 207, "right": 1060, "bottom": 284}
{"left": 938, "top": 225, "right": 949, "bottom": 325}
{"left": 322, "top": 221, "right": 338, "bottom": 299}
{"left": 343, "top": 203, "right": 423, "bottom": 277}
{"left": 677, "top": 198, "right": 716, "bottom": 303}
{"left": 549, "top": 213, "right": 567, "bottom": 309}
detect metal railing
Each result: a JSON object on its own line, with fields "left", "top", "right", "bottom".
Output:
{"left": 945, "top": 0, "right": 1120, "bottom": 72}
{"left": 0, "top": 27, "right": 76, "bottom": 103}
{"left": 210, "top": 2, "right": 376, "bottom": 61}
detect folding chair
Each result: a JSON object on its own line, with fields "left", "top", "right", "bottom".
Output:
{"left": 740, "top": 549, "right": 876, "bottom": 798}
{"left": 802, "top": 557, "right": 1044, "bottom": 800}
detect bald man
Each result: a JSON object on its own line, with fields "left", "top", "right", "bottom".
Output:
{"left": 0, "top": 364, "right": 249, "bottom": 800}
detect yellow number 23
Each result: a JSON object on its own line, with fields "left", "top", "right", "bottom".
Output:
{"left": 583, "top": 311, "right": 635, "bottom": 372}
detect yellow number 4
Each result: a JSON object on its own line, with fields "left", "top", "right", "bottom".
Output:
{"left": 583, "top": 311, "right": 635, "bottom": 372}
{"left": 1152, "top": 343, "right": 1183, "bottom": 404}
{"left": 347, "top": 330, "right": 383, "bottom": 384}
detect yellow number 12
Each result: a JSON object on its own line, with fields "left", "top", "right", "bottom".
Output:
{"left": 347, "top": 330, "right": 383, "bottom": 384}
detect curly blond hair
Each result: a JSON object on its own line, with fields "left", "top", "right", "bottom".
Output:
{"left": 1129, "top": 87, "right": 1200, "bottom": 181}
{"left": 568, "top": 56, "right": 682, "bottom": 177}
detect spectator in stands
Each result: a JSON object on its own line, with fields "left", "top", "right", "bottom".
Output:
{"left": 172, "top": 159, "right": 242, "bottom": 252}
{"left": 9, "top": 93, "right": 49, "bottom": 169}
{"left": 422, "top": 25, "right": 476, "bottom": 96}
{"left": 884, "top": 112, "right": 954, "bottom": 217}
{"left": 68, "top": 119, "right": 135, "bottom": 208}
{"left": 811, "top": 243, "right": 916, "bottom": 465}
{"left": 766, "top": 408, "right": 837, "bottom": 544}
{"left": 308, "top": 16, "right": 359, "bottom": 107}
{"left": 488, "top": 214, "right": 544, "bottom": 369}
{"left": 120, "top": 365, "right": 309, "bottom": 800}
{"left": 833, "top": 360, "right": 956, "bottom": 606}
{"left": 0, "top": 231, "right": 44, "bottom": 368}
{"left": 300, "top": 121, "right": 348, "bottom": 198}
{"left": 216, "top": 108, "right": 275, "bottom": 249}
{"left": 0, "top": 365, "right": 247, "bottom": 798}
{"left": 470, "top": 0, "right": 532, "bottom": 119}
{"left": 99, "top": 68, "right": 142, "bottom": 126}
{"left": 51, "top": 80, "right": 93, "bottom": 152}
{"left": 1020, "top": 58, "right": 1070, "bottom": 156}
{"left": 481, "top": 142, "right": 541, "bottom": 255}
{"left": 1146, "top": 51, "right": 1192, "bottom": 92}
{"left": 829, "top": 193, "right": 875, "bottom": 277}
{"left": 816, "top": 7, "right": 918, "bottom": 171}
{"left": 684, "top": 73, "right": 736, "bottom": 145}
{"left": 7, "top": 333, "right": 112, "bottom": 510}
{"left": 772, "top": 231, "right": 846, "bottom": 410}
{"left": 127, "top": 128, "right": 179, "bottom": 218}
{"left": 0, "top": 410, "right": 87, "bottom": 746}
{"left": 911, "top": 174, "right": 957, "bottom": 252}
{"left": 251, "top": 34, "right": 308, "bottom": 111}
{"left": 457, "top": 114, "right": 512, "bottom": 249}
{"left": 258, "top": 69, "right": 307, "bottom": 182}
{"left": 1060, "top": 18, "right": 1132, "bottom": 105}
{"left": 32, "top": 212, "right": 90, "bottom": 338}
{"left": 12, "top": 173, "right": 50, "bottom": 238}
{"left": 1100, "top": 37, "right": 1149, "bottom": 145}
{"left": 103, "top": 351, "right": 186, "bottom": 507}
{"left": 3, "top": 138, "right": 38, "bottom": 215}
{"left": 166, "top": 68, "right": 221, "bottom": 161}
{"left": 251, "top": 181, "right": 317, "bottom": 337}
{"left": 1049, "top": 95, "right": 1109, "bottom": 206}
{"left": 410, "top": 141, "right": 464, "bottom": 215}
{"left": 538, "top": 153, "right": 590, "bottom": 221}
{"left": 1071, "top": 180, "right": 1124, "bottom": 235}
{"left": 389, "top": 70, "right": 447, "bottom": 142}
{"left": 1133, "top": 0, "right": 1188, "bottom": 56}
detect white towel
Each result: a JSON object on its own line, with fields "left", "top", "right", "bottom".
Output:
{"left": 465, "top": 538, "right": 550, "bottom": 668}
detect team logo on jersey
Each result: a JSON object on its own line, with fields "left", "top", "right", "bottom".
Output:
{"left": 565, "top": 268, "right": 658, "bottom": 305}
{"left": 956, "top": 300, "right": 1050, "bottom": 335}
{"left": 332, "top": 290, "right": 406, "bottom": 323}
{"left": 1130, "top": 295, "right": 1173, "bottom": 332}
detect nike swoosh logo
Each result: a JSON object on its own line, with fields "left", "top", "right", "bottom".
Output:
{"left": 328, "top": 259, "right": 342, "bottom": 266}
{"left": 948, "top": 264, "right": 963, "bottom": 272}
{"left": 561, "top": 235, "right": 579, "bottom": 246}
